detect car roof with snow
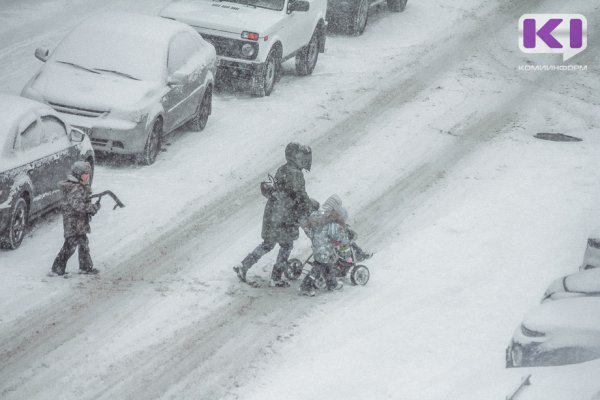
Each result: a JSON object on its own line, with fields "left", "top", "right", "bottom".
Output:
{"left": 0, "top": 95, "right": 57, "bottom": 153}
{"left": 72, "top": 12, "right": 195, "bottom": 46}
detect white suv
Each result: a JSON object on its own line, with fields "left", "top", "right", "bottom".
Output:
{"left": 160, "top": 0, "right": 327, "bottom": 96}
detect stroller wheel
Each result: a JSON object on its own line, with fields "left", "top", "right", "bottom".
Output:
{"left": 284, "top": 258, "right": 304, "bottom": 280}
{"left": 313, "top": 275, "right": 327, "bottom": 290}
{"left": 350, "top": 265, "right": 370, "bottom": 285}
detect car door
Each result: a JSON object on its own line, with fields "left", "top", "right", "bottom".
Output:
{"left": 283, "top": 0, "right": 305, "bottom": 55}
{"left": 39, "top": 115, "right": 77, "bottom": 206}
{"left": 14, "top": 116, "right": 51, "bottom": 213}
{"left": 163, "top": 32, "right": 199, "bottom": 132}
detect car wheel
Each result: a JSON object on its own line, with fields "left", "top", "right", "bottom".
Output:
{"left": 252, "top": 49, "right": 278, "bottom": 97}
{"left": 387, "top": 0, "right": 407, "bottom": 12}
{"left": 350, "top": 0, "right": 369, "bottom": 35}
{"left": 139, "top": 120, "right": 162, "bottom": 165}
{"left": 2, "top": 196, "right": 29, "bottom": 250}
{"left": 284, "top": 258, "right": 304, "bottom": 280}
{"left": 189, "top": 87, "right": 212, "bottom": 131}
{"left": 295, "top": 32, "right": 319, "bottom": 76}
{"left": 350, "top": 264, "right": 370, "bottom": 285}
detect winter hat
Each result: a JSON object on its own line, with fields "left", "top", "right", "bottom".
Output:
{"left": 71, "top": 161, "right": 92, "bottom": 179}
{"left": 322, "top": 195, "right": 342, "bottom": 213}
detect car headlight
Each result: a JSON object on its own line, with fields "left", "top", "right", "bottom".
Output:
{"left": 241, "top": 43, "right": 255, "bottom": 58}
{"left": 109, "top": 108, "right": 145, "bottom": 123}
{"left": 521, "top": 324, "right": 545, "bottom": 338}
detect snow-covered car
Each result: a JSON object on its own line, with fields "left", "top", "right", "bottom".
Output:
{"left": 542, "top": 268, "right": 600, "bottom": 302}
{"left": 506, "top": 297, "right": 600, "bottom": 368}
{"left": 327, "top": 0, "right": 407, "bottom": 35}
{"left": 0, "top": 95, "right": 94, "bottom": 250}
{"left": 160, "top": 0, "right": 327, "bottom": 97}
{"left": 22, "top": 12, "right": 216, "bottom": 165}
{"left": 580, "top": 232, "right": 600, "bottom": 271}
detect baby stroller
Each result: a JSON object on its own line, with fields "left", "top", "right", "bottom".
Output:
{"left": 285, "top": 246, "right": 370, "bottom": 289}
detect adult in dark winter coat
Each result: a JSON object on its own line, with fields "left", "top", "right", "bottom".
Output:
{"left": 234, "top": 142, "right": 313, "bottom": 287}
{"left": 51, "top": 161, "right": 100, "bottom": 276}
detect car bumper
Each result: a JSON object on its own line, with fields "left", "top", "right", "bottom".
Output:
{"left": 216, "top": 57, "right": 265, "bottom": 81}
{"left": 58, "top": 113, "right": 148, "bottom": 155}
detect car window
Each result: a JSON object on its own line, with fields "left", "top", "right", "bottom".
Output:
{"left": 168, "top": 32, "right": 201, "bottom": 75}
{"left": 41, "top": 116, "right": 70, "bottom": 148}
{"left": 18, "top": 120, "right": 43, "bottom": 151}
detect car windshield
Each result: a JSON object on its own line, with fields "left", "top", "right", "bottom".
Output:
{"left": 221, "top": 0, "right": 285, "bottom": 11}
{"left": 51, "top": 26, "right": 165, "bottom": 81}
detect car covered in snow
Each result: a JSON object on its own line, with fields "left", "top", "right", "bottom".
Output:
{"left": 580, "top": 232, "right": 600, "bottom": 271}
{"left": 327, "top": 0, "right": 407, "bottom": 35}
{"left": 0, "top": 95, "right": 94, "bottom": 250}
{"left": 22, "top": 12, "right": 216, "bottom": 165}
{"left": 542, "top": 268, "right": 600, "bottom": 302}
{"left": 160, "top": 0, "right": 327, "bottom": 97}
{"left": 506, "top": 297, "right": 600, "bottom": 368}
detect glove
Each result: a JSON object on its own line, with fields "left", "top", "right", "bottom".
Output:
{"left": 345, "top": 257, "right": 353, "bottom": 264}
{"left": 95, "top": 201, "right": 101, "bottom": 212}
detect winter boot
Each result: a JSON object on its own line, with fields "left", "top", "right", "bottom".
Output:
{"left": 328, "top": 280, "right": 343, "bottom": 291}
{"left": 79, "top": 267, "right": 99, "bottom": 275}
{"left": 233, "top": 264, "right": 247, "bottom": 282}
{"left": 300, "top": 287, "right": 316, "bottom": 296}
{"left": 270, "top": 279, "right": 290, "bottom": 288}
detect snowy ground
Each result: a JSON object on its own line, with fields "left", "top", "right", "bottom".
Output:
{"left": 0, "top": 0, "right": 599, "bottom": 399}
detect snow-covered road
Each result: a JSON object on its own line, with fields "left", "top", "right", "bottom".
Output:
{"left": 1, "top": 0, "right": 599, "bottom": 399}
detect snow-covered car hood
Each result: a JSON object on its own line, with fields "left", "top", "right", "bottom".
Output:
{"left": 523, "top": 297, "right": 600, "bottom": 337}
{"left": 26, "top": 62, "right": 163, "bottom": 113}
{"left": 160, "top": 0, "right": 283, "bottom": 36}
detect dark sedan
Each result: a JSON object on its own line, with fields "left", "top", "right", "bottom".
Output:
{"left": 0, "top": 95, "right": 94, "bottom": 249}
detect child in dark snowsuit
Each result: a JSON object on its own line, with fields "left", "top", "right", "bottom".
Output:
{"left": 51, "top": 161, "right": 100, "bottom": 276}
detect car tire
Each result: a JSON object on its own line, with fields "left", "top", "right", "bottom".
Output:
{"left": 1, "top": 196, "right": 29, "bottom": 250}
{"left": 252, "top": 49, "right": 278, "bottom": 97}
{"left": 295, "top": 31, "right": 319, "bottom": 76}
{"left": 349, "top": 0, "right": 369, "bottom": 35}
{"left": 387, "top": 0, "right": 407, "bottom": 12}
{"left": 350, "top": 264, "right": 370, "bottom": 285}
{"left": 139, "top": 120, "right": 162, "bottom": 165}
{"left": 189, "top": 87, "right": 212, "bottom": 131}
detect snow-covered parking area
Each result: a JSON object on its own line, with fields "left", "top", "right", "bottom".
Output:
{"left": 0, "top": 0, "right": 599, "bottom": 399}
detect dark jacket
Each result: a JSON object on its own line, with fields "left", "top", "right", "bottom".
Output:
{"left": 60, "top": 176, "right": 98, "bottom": 238}
{"left": 262, "top": 161, "right": 311, "bottom": 243}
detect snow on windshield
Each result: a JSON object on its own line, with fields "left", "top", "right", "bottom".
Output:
{"left": 51, "top": 25, "right": 166, "bottom": 82}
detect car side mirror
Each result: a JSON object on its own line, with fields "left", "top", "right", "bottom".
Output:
{"left": 166, "top": 71, "right": 186, "bottom": 87}
{"left": 70, "top": 128, "right": 85, "bottom": 143}
{"left": 288, "top": 0, "right": 310, "bottom": 13}
{"left": 35, "top": 48, "right": 50, "bottom": 62}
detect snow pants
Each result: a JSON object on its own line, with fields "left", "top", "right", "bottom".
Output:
{"left": 51, "top": 234, "right": 93, "bottom": 274}
{"left": 241, "top": 240, "right": 293, "bottom": 280}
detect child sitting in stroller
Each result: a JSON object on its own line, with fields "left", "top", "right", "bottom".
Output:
{"left": 299, "top": 195, "right": 371, "bottom": 296}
